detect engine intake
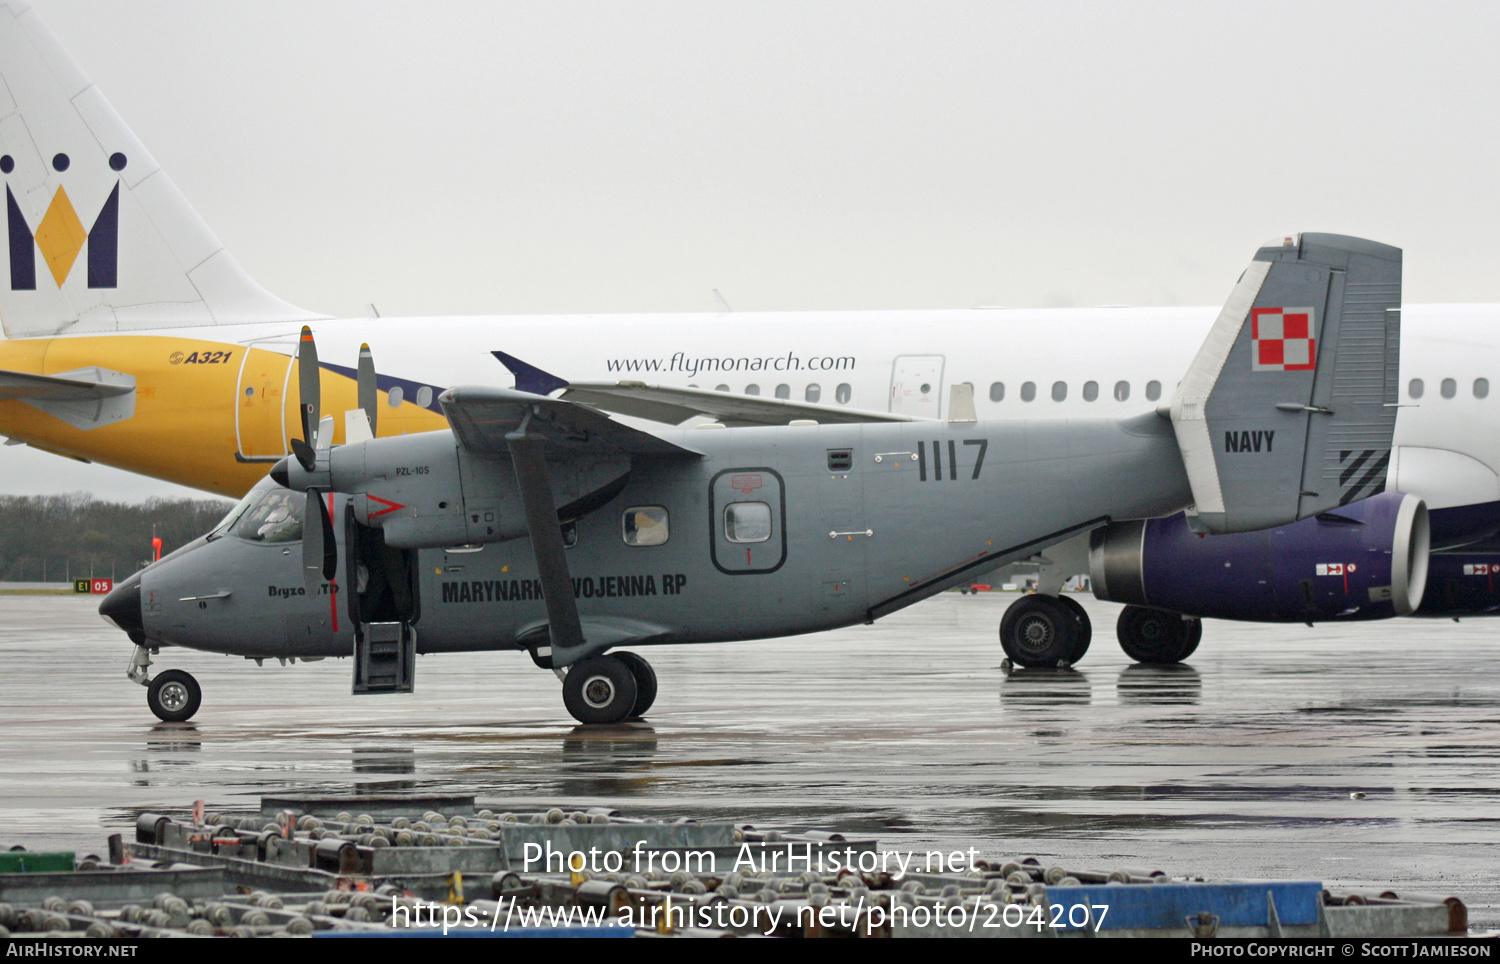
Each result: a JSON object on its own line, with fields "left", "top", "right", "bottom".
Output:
{"left": 1090, "top": 491, "right": 1429, "bottom": 621}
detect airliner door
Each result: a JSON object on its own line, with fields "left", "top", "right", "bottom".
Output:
{"left": 890, "top": 355, "right": 945, "bottom": 418}
{"left": 235, "top": 344, "right": 295, "bottom": 461}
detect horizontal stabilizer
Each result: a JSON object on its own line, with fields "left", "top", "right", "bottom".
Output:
{"left": 1170, "top": 233, "right": 1401, "bottom": 534}
{"left": 439, "top": 386, "right": 701, "bottom": 460}
{"left": 0, "top": 365, "right": 135, "bottom": 430}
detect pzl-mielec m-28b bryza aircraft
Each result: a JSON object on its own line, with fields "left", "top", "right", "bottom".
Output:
{"left": 99, "top": 235, "right": 1404, "bottom": 724}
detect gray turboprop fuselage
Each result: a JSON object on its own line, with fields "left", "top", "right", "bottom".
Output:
{"left": 122, "top": 414, "right": 1190, "bottom": 659}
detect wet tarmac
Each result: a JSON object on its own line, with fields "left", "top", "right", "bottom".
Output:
{"left": 2, "top": 592, "right": 1497, "bottom": 927}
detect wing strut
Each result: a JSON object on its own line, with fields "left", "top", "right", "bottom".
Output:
{"left": 505, "top": 428, "right": 588, "bottom": 667}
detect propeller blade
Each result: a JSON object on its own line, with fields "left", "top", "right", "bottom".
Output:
{"left": 317, "top": 493, "right": 337, "bottom": 581}
{"left": 298, "top": 325, "right": 321, "bottom": 447}
{"left": 290, "top": 437, "right": 316, "bottom": 473}
{"left": 302, "top": 490, "right": 327, "bottom": 593}
{"left": 357, "top": 343, "right": 377, "bottom": 438}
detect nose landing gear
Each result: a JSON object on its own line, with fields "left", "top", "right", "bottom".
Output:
{"left": 129, "top": 645, "right": 202, "bottom": 722}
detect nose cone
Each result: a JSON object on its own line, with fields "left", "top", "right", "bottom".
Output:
{"left": 99, "top": 572, "right": 144, "bottom": 643}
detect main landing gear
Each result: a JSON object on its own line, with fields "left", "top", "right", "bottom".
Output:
{"left": 1000, "top": 597, "right": 1202, "bottom": 667}
{"left": 1115, "top": 605, "right": 1201, "bottom": 664}
{"left": 999, "top": 594, "right": 1091, "bottom": 667}
{"left": 561, "top": 651, "right": 658, "bottom": 725}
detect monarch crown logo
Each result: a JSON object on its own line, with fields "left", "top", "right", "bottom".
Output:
{"left": 4, "top": 151, "right": 124, "bottom": 291}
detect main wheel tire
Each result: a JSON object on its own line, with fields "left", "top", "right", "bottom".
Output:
{"left": 1116, "top": 606, "right": 1193, "bottom": 664}
{"left": 1052, "top": 595, "right": 1093, "bottom": 663}
{"left": 1180, "top": 617, "right": 1203, "bottom": 660}
{"left": 147, "top": 670, "right": 201, "bottom": 723}
{"left": 999, "top": 595, "right": 1078, "bottom": 667}
{"left": 562, "top": 656, "right": 639, "bottom": 725}
{"left": 612, "top": 651, "right": 658, "bottom": 718}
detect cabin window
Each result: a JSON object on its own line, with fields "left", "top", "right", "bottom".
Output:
{"left": 1083, "top": 380, "right": 1099, "bottom": 402}
{"left": 232, "top": 489, "right": 304, "bottom": 544}
{"left": 715, "top": 384, "right": 730, "bottom": 393}
{"left": 622, "top": 506, "right": 669, "bottom": 546}
{"left": 775, "top": 383, "right": 790, "bottom": 399}
{"left": 724, "top": 502, "right": 772, "bottom": 543}
{"left": 387, "top": 386, "right": 404, "bottom": 407}
{"left": 1409, "top": 378, "right": 1424, "bottom": 399}
{"left": 1020, "top": 381, "right": 1036, "bottom": 402}
{"left": 1475, "top": 378, "right": 1490, "bottom": 399}
{"left": 805, "top": 384, "right": 822, "bottom": 403}
{"left": 836, "top": 383, "right": 852, "bottom": 404}
{"left": 415, "top": 386, "right": 433, "bottom": 408}
{"left": 1145, "top": 380, "right": 1162, "bottom": 401}
{"left": 1441, "top": 378, "right": 1457, "bottom": 399}
{"left": 1114, "top": 380, "right": 1130, "bottom": 402}
{"left": 745, "top": 384, "right": 761, "bottom": 396}
{"left": 1051, "top": 381, "right": 1067, "bottom": 402}
{"left": 561, "top": 522, "right": 577, "bottom": 549}
{"left": 989, "top": 382, "right": 1004, "bottom": 402}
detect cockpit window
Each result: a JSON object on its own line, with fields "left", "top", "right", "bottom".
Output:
{"left": 208, "top": 488, "right": 259, "bottom": 539}
{"left": 230, "top": 489, "right": 305, "bottom": 544}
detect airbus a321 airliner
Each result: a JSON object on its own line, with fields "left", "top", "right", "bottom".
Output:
{"left": 0, "top": 3, "right": 1493, "bottom": 665}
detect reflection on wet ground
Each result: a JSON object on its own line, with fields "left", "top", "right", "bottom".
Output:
{"left": 2, "top": 594, "right": 1498, "bottom": 926}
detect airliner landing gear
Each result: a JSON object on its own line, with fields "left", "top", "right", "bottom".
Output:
{"left": 562, "top": 654, "right": 649, "bottom": 725}
{"left": 147, "top": 669, "right": 202, "bottom": 723}
{"left": 999, "top": 594, "right": 1091, "bottom": 667}
{"left": 1116, "top": 605, "right": 1201, "bottom": 664}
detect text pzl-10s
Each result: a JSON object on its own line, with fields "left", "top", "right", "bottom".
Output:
{"left": 101, "top": 234, "right": 1404, "bottom": 725}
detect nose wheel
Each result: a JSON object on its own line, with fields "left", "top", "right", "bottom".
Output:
{"left": 146, "top": 669, "right": 202, "bottom": 723}
{"left": 561, "top": 652, "right": 657, "bottom": 724}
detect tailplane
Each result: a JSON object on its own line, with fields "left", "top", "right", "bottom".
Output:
{"left": 0, "top": 3, "right": 321, "bottom": 338}
{"left": 1170, "top": 233, "right": 1402, "bottom": 534}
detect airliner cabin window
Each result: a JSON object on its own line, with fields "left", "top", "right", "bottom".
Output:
{"left": 1114, "top": 380, "right": 1130, "bottom": 402}
{"left": 387, "top": 386, "right": 404, "bottom": 407}
{"left": 724, "top": 502, "right": 772, "bottom": 543}
{"left": 715, "top": 384, "right": 730, "bottom": 393}
{"left": 1441, "top": 378, "right": 1457, "bottom": 399}
{"left": 1408, "top": 378, "right": 1424, "bottom": 399}
{"left": 1051, "top": 381, "right": 1067, "bottom": 402}
{"left": 989, "top": 382, "right": 1004, "bottom": 402}
{"left": 623, "top": 506, "right": 669, "bottom": 546}
{"left": 1083, "top": 380, "right": 1099, "bottom": 402}
{"left": 1145, "top": 380, "right": 1161, "bottom": 401}
{"left": 1475, "top": 378, "right": 1490, "bottom": 399}
{"left": 806, "top": 384, "right": 822, "bottom": 402}
{"left": 836, "top": 383, "right": 852, "bottom": 404}
{"left": 775, "top": 384, "right": 790, "bottom": 399}
{"left": 415, "top": 386, "right": 433, "bottom": 408}
{"left": 1021, "top": 381, "right": 1036, "bottom": 402}
{"left": 745, "top": 384, "right": 761, "bottom": 396}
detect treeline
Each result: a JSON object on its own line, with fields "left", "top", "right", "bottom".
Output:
{"left": 0, "top": 493, "right": 233, "bottom": 582}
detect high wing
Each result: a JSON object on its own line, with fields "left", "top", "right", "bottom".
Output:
{"left": 437, "top": 386, "right": 701, "bottom": 459}
{"left": 494, "top": 351, "right": 919, "bottom": 427}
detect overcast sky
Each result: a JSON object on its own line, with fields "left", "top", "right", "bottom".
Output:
{"left": 7, "top": 0, "right": 1500, "bottom": 501}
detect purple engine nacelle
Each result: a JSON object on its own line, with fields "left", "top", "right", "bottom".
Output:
{"left": 1089, "top": 492, "right": 1430, "bottom": 622}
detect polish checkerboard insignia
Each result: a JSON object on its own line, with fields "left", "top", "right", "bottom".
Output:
{"left": 1251, "top": 307, "right": 1316, "bottom": 371}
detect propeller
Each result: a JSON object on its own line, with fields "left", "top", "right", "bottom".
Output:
{"left": 281, "top": 327, "right": 385, "bottom": 597}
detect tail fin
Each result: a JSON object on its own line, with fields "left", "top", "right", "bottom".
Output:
{"left": 1170, "top": 233, "right": 1401, "bottom": 534}
{"left": 0, "top": 3, "right": 321, "bottom": 337}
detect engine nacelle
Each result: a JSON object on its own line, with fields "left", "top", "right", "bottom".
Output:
{"left": 326, "top": 431, "right": 630, "bottom": 549}
{"left": 1090, "top": 491, "right": 1430, "bottom": 621}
